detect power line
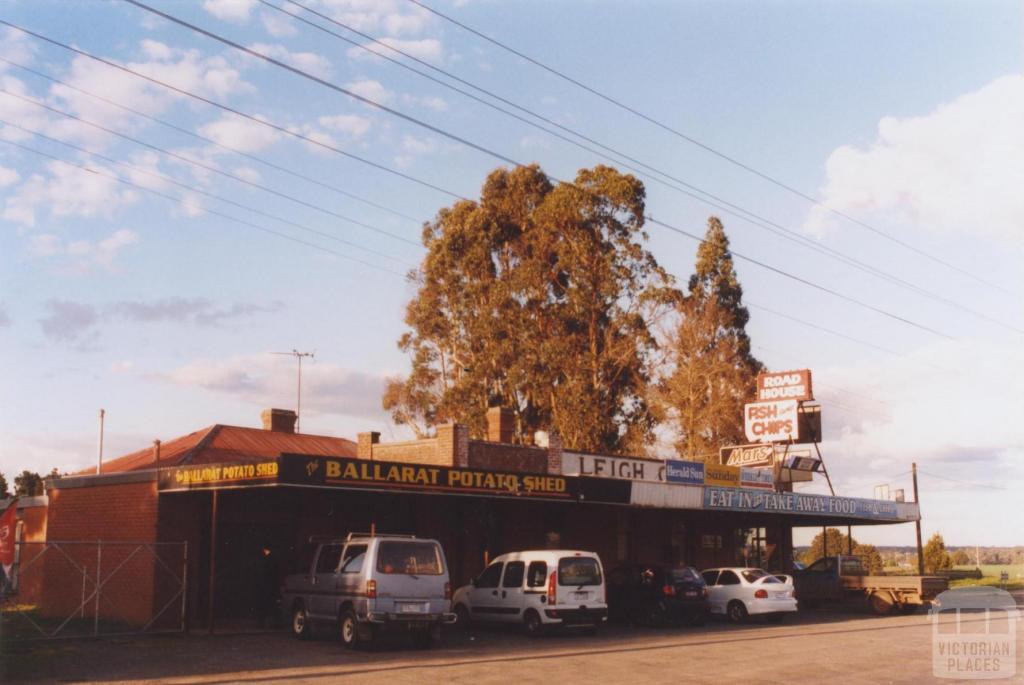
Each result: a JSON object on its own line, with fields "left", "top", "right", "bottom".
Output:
{"left": 916, "top": 470, "right": 1011, "bottom": 491}
{"left": 0, "top": 137, "right": 406, "bottom": 277}
{"left": 0, "top": 56, "right": 422, "bottom": 226}
{"left": 747, "top": 303, "right": 957, "bottom": 374}
{"left": 268, "top": 0, "right": 1020, "bottom": 334}
{"left": 0, "top": 88, "right": 420, "bottom": 248}
{"left": 0, "top": 18, "right": 467, "bottom": 203}
{"left": 0, "top": 114, "right": 411, "bottom": 267}
{"left": 407, "top": 0, "right": 1011, "bottom": 295}
{"left": 118, "top": 1, "right": 960, "bottom": 342}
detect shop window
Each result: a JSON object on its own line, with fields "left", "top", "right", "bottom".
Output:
{"left": 476, "top": 562, "right": 504, "bottom": 589}
{"left": 502, "top": 561, "right": 525, "bottom": 588}
{"left": 526, "top": 561, "right": 548, "bottom": 587}
{"left": 737, "top": 527, "right": 769, "bottom": 568}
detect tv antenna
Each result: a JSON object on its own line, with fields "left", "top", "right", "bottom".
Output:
{"left": 271, "top": 349, "right": 315, "bottom": 433}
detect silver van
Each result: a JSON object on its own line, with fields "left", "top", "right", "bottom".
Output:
{"left": 281, "top": 533, "right": 454, "bottom": 648}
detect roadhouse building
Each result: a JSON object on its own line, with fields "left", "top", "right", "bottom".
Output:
{"left": 16, "top": 407, "right": 919, "bottom": 629}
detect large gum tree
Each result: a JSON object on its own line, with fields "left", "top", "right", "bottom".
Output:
{"left": 383, "top": 164, "right": 676, "bottom": 453}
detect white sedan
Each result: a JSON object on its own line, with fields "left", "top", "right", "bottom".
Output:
{"left": 700, "top": 567, "right": 797, "bottom": 623}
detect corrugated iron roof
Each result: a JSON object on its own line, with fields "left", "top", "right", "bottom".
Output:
{"left": 76, "top": 424, "right": 356, "bottom": 475}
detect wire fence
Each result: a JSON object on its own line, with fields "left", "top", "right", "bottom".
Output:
{"left": 0, "top": 540, "right": 187, "bottom": 642}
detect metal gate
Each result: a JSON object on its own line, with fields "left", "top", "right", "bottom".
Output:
{"left": 0, "top": 540, "right": 187, "bottom": 641}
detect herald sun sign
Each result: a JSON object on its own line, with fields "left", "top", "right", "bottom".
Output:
{"left": 744, "top": 399, "right": 799, "bottom": 443}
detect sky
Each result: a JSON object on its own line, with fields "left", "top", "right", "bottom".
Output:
{"left": 0, "top": 0, "right": 1021, "bottom": 547}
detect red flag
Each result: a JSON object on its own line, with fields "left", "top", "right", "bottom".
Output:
{"left": 0, "top": 499, "right": 17, "bottom": 576}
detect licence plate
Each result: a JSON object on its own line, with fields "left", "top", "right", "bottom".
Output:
{"left": 572, "top": 591, "right": 590, "bottom": 600}
{"left": 774, "top": 592, "right": 789, "bottom": 599}
{"left": 685, "top": 591, "right": 698, "bottom": 597}
{"left": 398, "top": 602, "right": 428, "bottom": 613}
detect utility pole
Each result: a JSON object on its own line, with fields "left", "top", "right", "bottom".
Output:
{"left": 913, "top": 462, "right": 924, "bottom": 575}
{"left": 271, "top": 350, "right": 315, "bottom": 433}
{"left": 97, "top": 408, "right": 105, "bottom": 475}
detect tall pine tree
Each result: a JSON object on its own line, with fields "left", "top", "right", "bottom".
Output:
{"left": 660, "top": 217, "right": 762, "bottom": 460}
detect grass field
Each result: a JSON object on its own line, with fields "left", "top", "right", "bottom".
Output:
{"left": 949, "top": 564, "right": 1024, "bottom": 592}
{"left": 954, "top": 564, "right": 1023, "bottom": 578}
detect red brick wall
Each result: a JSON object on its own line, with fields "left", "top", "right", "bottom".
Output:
{"left": 468, "top": 441, "right": 547, "bottom": 473}
{"left": 41, "top": 481, "right": 160, "bottom": 627}
{"left": 19, "top": 504, "right": 48, "bottom": 542}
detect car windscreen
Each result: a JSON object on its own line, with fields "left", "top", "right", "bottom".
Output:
{"left": 668, "top": 566, "right": 702, "bottom": 584}
{"left": 375, "top": 541, "right": 444, "bottom": 575}
{"left": 742, "top": 569, "right": 781, "bottom": 584}
{"left": 558, "top": 557, "right": 602, "bottom": 586}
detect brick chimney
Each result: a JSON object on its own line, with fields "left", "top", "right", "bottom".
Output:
{"left": 486, "top": 407, "right": 515, "bottom": 443}
{"left": 261, "top": 408, "right": 297, "bottom": 433}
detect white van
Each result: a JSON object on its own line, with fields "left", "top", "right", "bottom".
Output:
{"left": 452, "top": 550, "right": 607, "bottom": 635}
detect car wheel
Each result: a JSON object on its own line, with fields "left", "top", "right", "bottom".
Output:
{"left": 291, "top": 604, "right": 312, "bottom": 640}
{"left": 726, "top": 601, "right": 748, "bottom": 624}
{"left": 340, "top": 608, "right": 361, "bottom": 649}
{"left": 453, "top": 603, "right": 471, "bottom": 630}
{"left": 523, "top": 609, "right": 545, "bottom": 638}
{"left": 869, "top": 593, "right": 894, "bottom": 616}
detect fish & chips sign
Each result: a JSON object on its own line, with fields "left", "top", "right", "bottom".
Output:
{"left": 744, "top": 399, "right": 799, "bottom": 442}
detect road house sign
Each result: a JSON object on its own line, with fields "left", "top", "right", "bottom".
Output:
{"left": 757, "top": 369, "right": 813, "bottom": 402}
{"left": 744, "top": 399, "right": 799, "bottom": 443}
{"left": 720, "top": 444, "right": 775, "bottom": 468}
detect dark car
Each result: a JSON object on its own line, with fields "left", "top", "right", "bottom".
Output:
{"left": 607, "top": 564, "right": 710, "bottom": 627}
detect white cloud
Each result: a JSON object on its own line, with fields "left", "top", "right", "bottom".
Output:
{"left": 344, "top": 79, "right": 393, "bottom": 105}
{"left": 317, "top": 1, "right": 433, "bottom": 37}
{"left": 347, "top": 38, "right": 444, "bottom": 65}
{"left": 248, "top": 43, "right": 332, "bottom": 79}
{"left": 158, "top": 353, "right": 388, "bottom": 420}
{"left": 402, "top": 94, "right": 448, "bottom": 112}
{"left": 0, "top": 27, "right": 37, "bottom": 69}
{"left": 41, "top": 44, "right": 252, "bottom": 149}
{"left": 25, "top": 229, "right": 139, "bottom": 274}
{"left": 401, "top": 134, "right": 438, "bottom": 155}
{"left": 0, "top": 165, "right": 19, "bottom": 186}
{"left": 3, "top": 162, "right": 137, "bottom": 228}
{"left": 260, "top": 10, "right": 298, "bottom": 37}
{"left": 317, "top": 113, "right": 372, "bottom": 138}
{"left": 806, "top": 75, "right": 1024, "bottom": 242}
{"left": 198, "top": 112, "right": 280, "bottom": 152}
{"left": 203, "top": 0, "right": 257, "bottom": 22}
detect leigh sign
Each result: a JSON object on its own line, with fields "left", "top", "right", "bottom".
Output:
{"left": 744, "top": 399, "right": 799, "bottom": 443}
{"left": 757, "top": 369, "right": 813, "bottom": 402}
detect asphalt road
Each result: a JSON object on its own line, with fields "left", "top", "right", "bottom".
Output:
{"left": 3, "top": 609, "right": 1021, "bottom": 684}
